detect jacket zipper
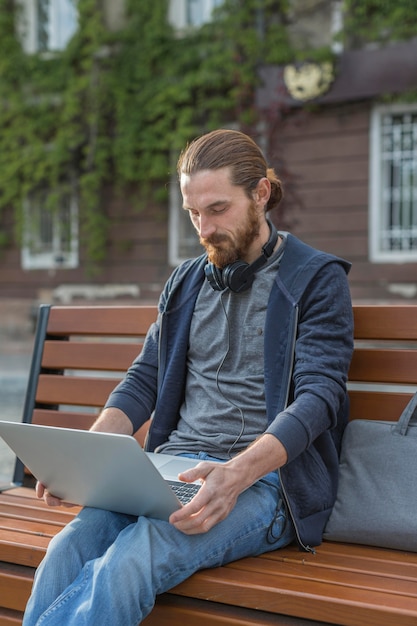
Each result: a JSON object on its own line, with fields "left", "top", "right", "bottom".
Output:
{"left": 279, "top": 468, "right": 316, "bottom": 554}
{"left": 278, "top": 304, "right": 316, "bottom": 554}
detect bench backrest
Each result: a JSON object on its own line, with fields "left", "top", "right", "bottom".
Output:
{"left": 349, "top": 305, "right": 417, "bottom": 420}
{"left": 11, "top": 303, "right": 417, "bottom": 485}
{"left": 12, "top": 304, "right": 158, "bottom": 485}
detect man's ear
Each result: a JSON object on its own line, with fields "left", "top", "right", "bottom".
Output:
{"left": 253, "top": 177, "right": 271, "bottom": 209}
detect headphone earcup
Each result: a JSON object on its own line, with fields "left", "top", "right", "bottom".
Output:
{"left": 222, "top": 261, "right": 253, "bottom": 293}
{"left": 205, "top": 263, "right": 226, "bottom": 291}
{"left": 204, "top": 219, "right": 278, "bottom": 293}
{"left": 205, "top": 260, "right": 253, "bottom": 293}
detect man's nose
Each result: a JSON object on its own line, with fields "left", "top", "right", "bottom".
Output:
{"left": 199, "top": 215, "right": 216, "bottom": 239}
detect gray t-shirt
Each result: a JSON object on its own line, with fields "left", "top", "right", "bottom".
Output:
{"left": 157, "top": 237, "right": 286, "bottom": 460}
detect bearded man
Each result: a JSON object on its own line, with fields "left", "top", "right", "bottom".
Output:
{"left": 23, "top": 129, "right": 354, "bottom": 626}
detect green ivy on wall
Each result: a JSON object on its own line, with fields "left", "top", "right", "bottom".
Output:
{"left": 0, "top": 0, "right": 295, "bottom": 264}
{"left": 0, "top": 0, "right": 415, "bottom": 265}
{"left": 342, "top": 0, "right": 417, "bottom": 47}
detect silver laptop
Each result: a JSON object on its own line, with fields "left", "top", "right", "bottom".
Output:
{"left": 0, "top": 421, "right": 201, "bottom": 520}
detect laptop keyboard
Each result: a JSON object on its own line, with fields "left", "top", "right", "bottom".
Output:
{"left": 167, "top": 480, "right": 201, "bottom": 504}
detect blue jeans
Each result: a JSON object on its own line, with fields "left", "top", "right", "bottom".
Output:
{"left": 23, "top": 460, "right": 294, "bottom": 626}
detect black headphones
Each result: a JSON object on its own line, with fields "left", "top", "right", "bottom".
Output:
{"left": 204, "top": 219, "right": 279, "bottom": 293}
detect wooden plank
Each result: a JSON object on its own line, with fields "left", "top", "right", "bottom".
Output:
{"left": 353, "top": 306, "right": 417, "bottom": 341}
{"left": 41, "top": 341, "right": 142, "bottom": 371}
{"left": 0, "top": 492, "right": 78, "bottom": 568}
{"left": 228, "top": 555, "right": 417, "bottom": 596}
{"left": 348, "top": 390, "right": 413, "bottom": 421}
{"left": 0, "top": 564, "right": 34, "bottom": 612}
{"left": 283, "top": 133, "right": 368, "bottom": 165}
{"left": 46, "top": 306, "right": 157, "bottom": 336}
{"left": 171, "top": 566, "right": 417, "bottom": 626}
{"left": 349, "top": 349, "right": 417, "bottom": 384}
{"left": 32, "top": 411, "right": 148, "bottom": 446}
{"left": 0, "top": 608, "right": 23, "bottom": 626}
{"left": 0, "top": 493, "right": 78, "bottom": 525}
{"left": 32, "top": 409, "right": 98, "bottom": 430}
{"left": 274, "top": 542, "right": 417, "bottom": 576}
{"left": 292, "top": 158, "right": 369, "bottom": 186}
{"left": 0, "top": 516, "right": 62, "bottom": 538}
{"left": 143, "top": 594, "right": 305, "bottom": 626}
{"left": 35, "top": 375, "right": 121, "bottom": 407}
{"left": 0, "top": 529, "right": 50, "bottom": 567}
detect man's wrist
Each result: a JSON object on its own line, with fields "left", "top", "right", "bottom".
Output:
{"left": 226, "top": 433, "right": 287, "bottom": 490}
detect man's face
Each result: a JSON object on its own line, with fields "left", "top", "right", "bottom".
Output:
{"left": 180, "top": 167, "right": 267, "bottom": 267}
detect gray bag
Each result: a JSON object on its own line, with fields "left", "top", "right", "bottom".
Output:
{"left": 324, "top": 392, "right": 417, "bottom": 551}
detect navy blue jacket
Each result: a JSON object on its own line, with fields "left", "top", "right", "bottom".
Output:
{"left": 105, "top": 233, "right": 354, "bottom": 549}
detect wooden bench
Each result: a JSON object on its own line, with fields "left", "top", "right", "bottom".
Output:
{"left": 1, "top": 303, "right": 417, "bottom": 626}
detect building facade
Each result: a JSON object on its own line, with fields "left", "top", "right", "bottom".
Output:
{"left": 2, "top": 1, "right": 417, "bottom": 307}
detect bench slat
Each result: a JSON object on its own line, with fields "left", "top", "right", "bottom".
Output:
{"left": 274, "top": 542, "right": 417, "bottom": 576}
{"left": 0, "top": 494, "right": 78, "bottom": 525}
{"left": 0, "top": 607, "right": 23, "bottom": 626}
{"left": 0, "top": 516, "right": 62, "bottom": 538}
{"left": 229, "top": 554, "right": 417, "bottom": 595}
{"left": 42, "top": 341, "right": 142, "bottom": 371}
{"left": 31, "top": 412, "right": 149, "bottom": 447}
{"left": 348, "top": 390, "right": 413, "bottom": 421}
{"left": 349, "top": 349, "right": 417, "bottom": 384}
{"left": 46, "top": 305, "right": 157, "bottom": 336}
{"left": 172, "top": 566, "right": 417, "bottom": 626}
{"left": 353, "top": 305, "right": 417, "bottom": 340}
{"left": 36, "top": 374, "right": 121, "bottom": 407}
{"left": 0, "top": 530, "right": 50, "bottom": 567}
{"left": 0, "top": 564, "right": 35, "bottom": 613}
{"left": 142, "top": 594, "right": 299, "bottom": 626}
{"left": 32, "top": 409, "right": 98, "bottom": 430}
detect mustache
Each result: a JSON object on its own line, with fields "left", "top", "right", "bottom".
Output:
{"left": 200, "top": 233, "right": 230, "bottom": 247}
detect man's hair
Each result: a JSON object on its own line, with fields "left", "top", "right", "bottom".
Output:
{"left": 177, "top": 129, "right": 283, "bottom": 212}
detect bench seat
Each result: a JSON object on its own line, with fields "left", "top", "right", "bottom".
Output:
{"left": 1, "top": 303, "right": 417, "bottom": 625}
{"left": 3, "top": 485, "right": 417, "bottom": 626}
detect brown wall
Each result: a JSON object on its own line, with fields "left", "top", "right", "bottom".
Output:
{"left": 0, "top": 188, "right": 172, "bottom": 304}
{"left": 272, "top": 102, "right": 417, "bottom": 302}
{"left": 2, "top": 100, "right": 417, "bottom": 305}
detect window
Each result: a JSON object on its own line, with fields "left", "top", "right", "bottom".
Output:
{"left": 369, "top": 104, "right": 417, "bottom": 263}
{"left": 168, "top": 177, "right": 202, "bottom": 266}
{"left": 21, "top": 188, "right": 79, "bottom": 270}
{"left": 18, "top": 0, "right": 78, "bottom": 54}
{"left": 168, "top": 0, "right": 222, "bottom": 30}
{"left": 186, "top": 0, "right": 219, "bottom": 27}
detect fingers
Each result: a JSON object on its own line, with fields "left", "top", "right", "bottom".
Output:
{"left": 170, "top": 487, "right": 236, "bottom": 534}
{"left": 36, "top": 481, "right": 74, "bottom": 507}
{"left": 169, "top": 462, "right": 239, "bottom": 534}
{"left": 170, "top": 504, "right": 228, "bottom": 534}
{"left": 177, "top": 462, "right": 210, "bottom": 484}
{"left": 35, "top": 481, "right": 45, "bottom": 499}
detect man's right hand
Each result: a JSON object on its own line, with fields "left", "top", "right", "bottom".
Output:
{"left": 36, "top": 481, "right": 76, "bottom": 508}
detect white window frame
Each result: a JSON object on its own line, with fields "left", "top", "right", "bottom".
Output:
{"left": 330, "top": 0, "right": 344, "bottom": 54}
{"left": 21, "top": 187, "right": 79, "bottom": 270}
{"left": 17, "top": 0, "right": 78, "bottom": 54}
{"left": 168, "top": 175, "right": 203, "bottom": 266}
{"left": 369, "top": 103, "right": 417, "bottom": 263}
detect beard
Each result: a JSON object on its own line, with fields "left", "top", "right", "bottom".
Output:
{"left": 200, "top": 201, "right": 261, "bottom": 268}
